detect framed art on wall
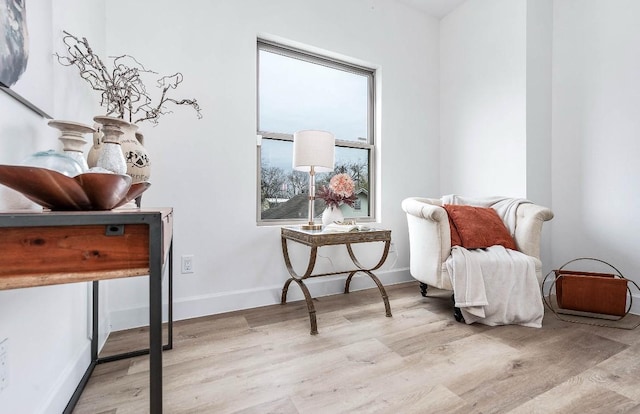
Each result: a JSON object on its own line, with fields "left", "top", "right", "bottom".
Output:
{"left": 0, "top": 0, "right": 53, "bottom": 118}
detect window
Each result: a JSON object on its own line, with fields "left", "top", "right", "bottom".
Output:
{"left": 257, "top": 40, "right": 375, "bottom": 224}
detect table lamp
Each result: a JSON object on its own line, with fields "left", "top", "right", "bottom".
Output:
{"left": 293, "top": 130, "right": 335, "bottom": 230}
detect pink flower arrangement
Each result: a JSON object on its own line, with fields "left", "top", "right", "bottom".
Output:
{"left": 317, "top": 173, "right": 357, "bottom": 208}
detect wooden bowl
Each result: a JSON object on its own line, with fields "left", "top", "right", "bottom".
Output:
{"left": 0, "top": 165, "right": 151, "bottom": 210}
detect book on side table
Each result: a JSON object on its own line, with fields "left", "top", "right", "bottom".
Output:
{"left": 323, "top": 222, "right": 372, "bottom": 233}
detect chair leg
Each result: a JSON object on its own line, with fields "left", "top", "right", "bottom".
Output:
{"left": 419, "top": 282, "right": 428, "bottom": 297}
{"left": 451, "top": 294, "right": 464, "bottom": 323}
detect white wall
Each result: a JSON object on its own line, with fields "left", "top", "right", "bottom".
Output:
{"left": 440, "top": 0, "right": 554, "bottom": 268}
{"left": 525, "top": 0, "right": 552, "bottom": 208}
{"left": 102, "top": 0, "right": 440, "bottom": 329}
{"left": 552, "top": 0, "right": 640, "bottom": 290}
{"left": 440, "top": 0, "right": 528, "bottom": 197}
{"left": 0, "top": 1, "right": 106, "bottom": 413}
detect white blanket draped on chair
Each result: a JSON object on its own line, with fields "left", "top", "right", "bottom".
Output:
{"left": 442, "top": 194, "right": 544, "bottom": 327}
{"left": 446, "top": 246, "right": 544, "bottom": 327}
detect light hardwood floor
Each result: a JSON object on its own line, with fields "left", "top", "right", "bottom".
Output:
{"left": 72, "top": 282, "right": 640, "bottom": 414}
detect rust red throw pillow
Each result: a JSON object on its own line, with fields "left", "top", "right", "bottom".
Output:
{"left": 443, "top": 204, "right": 517, "bottom": 250}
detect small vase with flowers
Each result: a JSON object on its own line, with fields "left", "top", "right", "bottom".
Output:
{"left": 316, "top": 173, "right": 358, "bottom": 226}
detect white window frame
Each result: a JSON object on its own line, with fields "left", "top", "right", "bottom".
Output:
{"left": 256, "top": 39, "right": 376, "bottom": 225}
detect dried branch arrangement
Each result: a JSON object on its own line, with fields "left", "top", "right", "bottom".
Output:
{"left": 55, "top": 31, "right": 202, "bottom": 125}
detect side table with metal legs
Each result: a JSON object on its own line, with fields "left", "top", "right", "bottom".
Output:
{"left": 280, "top": 227, "right": 393, "bottom": 335}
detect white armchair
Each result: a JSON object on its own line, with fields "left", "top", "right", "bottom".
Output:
{"left": 401, "top": 197, "right": 554, "bottom": 298}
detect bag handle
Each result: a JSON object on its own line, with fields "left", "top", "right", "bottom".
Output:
{"left": 542, "top": 257, "right": 640, "bottom": 326}
{"left": 556, "top": 257, "right": 624, "bottom": 278}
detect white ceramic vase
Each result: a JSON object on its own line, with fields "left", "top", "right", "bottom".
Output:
{"left": 89, "top": 117, "right": 151, "bottom": 183}
{"left": 48, "top": 120, "right": 96, "bottom": 172}
{"left": 93, "top": 116, "right": 128, "bottom": 175}
{"left": 322, "top": 205, "right": 344, "bottom": 226}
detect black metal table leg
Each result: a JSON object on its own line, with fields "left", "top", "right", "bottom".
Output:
{"left": 64, "top": 231, "right": 174, "bottom": 413}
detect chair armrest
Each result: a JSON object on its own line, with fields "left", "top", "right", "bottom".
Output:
{"left": 401, "top": 197, "right": 444, "bottom": 221}
{"left": 401, "top": 197, "right": 451, "bottom": 287}
{"left": 514, "top": 203, "right": 554, "bottom": 260}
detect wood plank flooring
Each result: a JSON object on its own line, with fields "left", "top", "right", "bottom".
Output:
{"left": 72, "top": 282, "right": 640, "bottom": 413}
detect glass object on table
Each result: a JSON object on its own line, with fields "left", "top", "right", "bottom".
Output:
{"left": 21, "top": 150, "right": 84, "bottom": 177}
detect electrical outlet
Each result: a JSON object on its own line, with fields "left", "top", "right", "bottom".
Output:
{"left": 0, "top": 338, "right": 8, "bottom": 393}
{"left": 181, "top": 255, "right": 194, "bottom": 274}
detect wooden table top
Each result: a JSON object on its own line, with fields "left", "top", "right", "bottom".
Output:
{"left": 0, "top": 208, "right": 172, "bottom": 290}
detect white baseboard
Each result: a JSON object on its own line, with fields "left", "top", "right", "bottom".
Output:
{"left": 109, "top": 268, "right": 413, "bottom": 331}
{"left": 39, "top": 341, "right": 91, "bottom": 414}
{"left": 109, "top": 273, "right": 640, "bottom": 332}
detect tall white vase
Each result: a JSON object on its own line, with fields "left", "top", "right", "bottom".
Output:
{"left": 48, "top": 120, "right": 96, "bottom": 172}
{"left": 93, "top": 116, "right": 127, "bottom": 175}
{"left": 90, "top": 117, "right": 151, "bottom": 183}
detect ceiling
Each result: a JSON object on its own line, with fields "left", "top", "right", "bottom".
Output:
{"left": 397, "top": 0, "right": 467, "bottom": 19}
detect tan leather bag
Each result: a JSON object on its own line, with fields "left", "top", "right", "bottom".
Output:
{"left": 542, "top": 258, "right": 639, "bottom": 321}
{"left": 555, "top": 269, "right": 628, "bottom": 316}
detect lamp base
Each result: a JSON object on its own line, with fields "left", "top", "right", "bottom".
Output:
{"left": 300, "top": 223, "right": 323, "bottom": 230}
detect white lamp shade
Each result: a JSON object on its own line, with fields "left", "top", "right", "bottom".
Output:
{"left": 292, "top": 130, "right": 335, "bottom": 173}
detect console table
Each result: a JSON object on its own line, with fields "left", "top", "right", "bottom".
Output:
{"left": 280, "top": 226, "right": 392, "bottom": 335}
{"left": 0, "top": 208, "right": 173, "bottom": 413}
